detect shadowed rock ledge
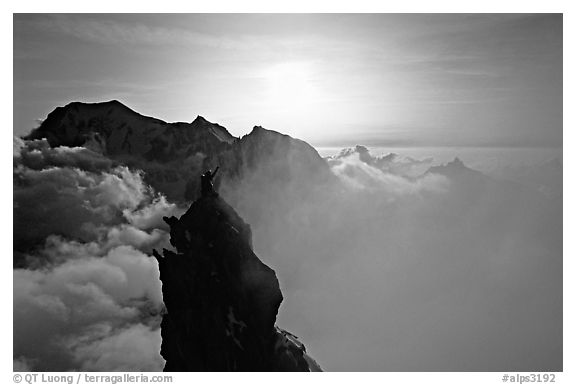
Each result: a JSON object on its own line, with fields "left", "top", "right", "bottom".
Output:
{"left": 153, "top": 194, "right": 321, "bottom": 371}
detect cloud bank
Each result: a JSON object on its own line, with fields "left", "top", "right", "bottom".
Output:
{"left": 13, "top": 138, "right": 185, "bottom": 371}
{"left": 329, "top": 151, "right": 448, "bottom": 195}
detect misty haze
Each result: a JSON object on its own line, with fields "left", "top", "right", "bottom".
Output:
{"left": 13, "top": 14, "right": 562, "bottom": 372}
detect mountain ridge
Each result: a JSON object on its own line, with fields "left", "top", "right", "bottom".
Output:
{"left": 24, "top": 100, "right": 334, "bottom": 202}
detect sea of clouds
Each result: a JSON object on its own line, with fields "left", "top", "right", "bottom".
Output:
{"left": 13, "top": 137, "right": 562, "bottom": 371}
{"left": 224, "top": 145, "right": 562, "bottom": 371}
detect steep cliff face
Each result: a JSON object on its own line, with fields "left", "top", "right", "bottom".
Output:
{"left": 154, "top": 193, "right": 321, "bottom": 371}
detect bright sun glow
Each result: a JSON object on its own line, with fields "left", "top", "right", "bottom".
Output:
{"left": 263, "top": 62, "right": 321, "bottom": 114}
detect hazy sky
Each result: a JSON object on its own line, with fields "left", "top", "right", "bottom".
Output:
{"left": 14, "top": 14, "right": 562, "bottom": 147}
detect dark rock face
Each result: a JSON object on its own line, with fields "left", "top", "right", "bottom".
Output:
{"left": 154, "top": 194, "right": 321, "bottom": 371}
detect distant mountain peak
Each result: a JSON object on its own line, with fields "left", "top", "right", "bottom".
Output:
{"left": 426, "top": 157, "right": 486, "bottom": 181}
{"left": 192, "top": 115, "right": 209, "bottom": 124}
{"left": 334, "top": 145, "right": 369, "bottom": 159}
{"left": 354, "top": 145, "right": 369, "bottom": 153}
{"left": 452, "top": 157, "right": 465, "bottom": 167}
{"left": 332, "top": 145, "right": 401, "bottom": 167}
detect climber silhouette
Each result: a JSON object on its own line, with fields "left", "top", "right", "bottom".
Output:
{"left": 201, "top": 166, "right": 219, "bottom": 197}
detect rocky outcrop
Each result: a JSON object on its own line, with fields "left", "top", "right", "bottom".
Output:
{"left": 153, "top": 193, "right": 321, "bottom": 371}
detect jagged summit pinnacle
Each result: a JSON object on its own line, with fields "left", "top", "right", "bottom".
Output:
{"left": 154, "top": 192, "right": 321, "bottom": 371}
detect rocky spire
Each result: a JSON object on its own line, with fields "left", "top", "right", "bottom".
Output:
{"left": 153, "top": 193, "right": 321, "bottom": 371}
